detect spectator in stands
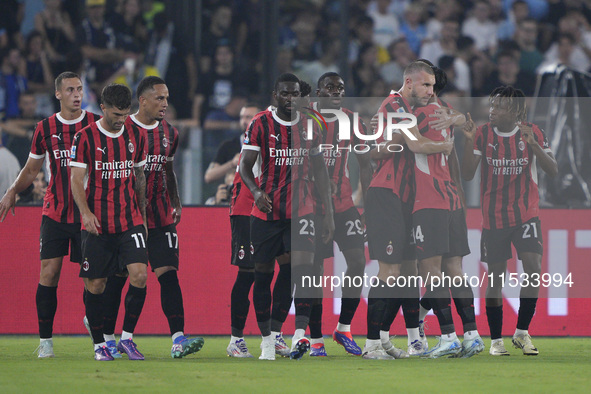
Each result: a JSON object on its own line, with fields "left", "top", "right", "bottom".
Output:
{"left": 0, "top": 0, "right": 25, "bottom": 50}
{"left": 368, "top": 0, "right": 400, "bottom": 52}
{"left": 204, "top": 171, "right": 234, "bottom": 206}
{"left": 77, "top": 0, "right": 136, "bottom": 94}
{"left": 34, "top": 0, "right": 76, "bottom": 77}
{"left": 425, "top": 0, "right": 461, "bottom": 41}
{"left": 480, "top": 51, "right": 536, "bottom": 96}
{"left": 0, "top": 46, "right": 28, "bottom": 120}
{"left": 2, "top": 91, "right": 41, "bottom": 166}
{"left": 203, "top": 94, "right": 247, "bottom": 156}
{"left": 352, "top": 43, "right": 381, "bottom": 96}
{"left": 291, "top": 21, "right": 319, "bottom": 71}
{"left": 16, "top": 171, "right": 47, "bottom": 205}
{"left": 201, "top": 3, "right": 233, "bottom": 74}
{"left": 462, "top": 1, "right": 498, "bottom": 54}
{"left": 380, "top": 37, "right": 415, "bottom": 89}
{"left": 276, "top": 46, "right": 295, "bottom": 75}
{"left": 349, "top": 15, "right": 375, "bottom": 64}
{"left": 420, "top": 19, "right": 460, "bottom": 66}
{"left": 540, "top": 13, "right": 591, "bottom": 74}
{"left": 299, "top": 40, "right": 341, "bottom": 87}
{"left": 193, "top": 43, "right": 256, "bottom": 127}
{"left": 23, "top": 31, "right": 52, "bottom": 94}
{"left": 141, "top": 0, "right": 165, "bottom": 30}
{"left": 399, "top": 3, "right": 427, "bottom": 56}
{"left": 514, "top": 18, "right": 544, "bottom": 74}
{"left": 145, "top": 12, "right": 196, "bottom": 119}
{"left": 497, "top": 0, "right": 530, "bottom": 41}
{"left": 109, "top": 0, "right": 148, "bottom": 54}
{"left": 539, "top": 33, "right": 587, "bottom": 74}
{"left": 449, "top": 36, "right": 474, "bottom": 95}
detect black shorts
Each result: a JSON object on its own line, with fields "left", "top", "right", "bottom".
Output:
{"left": 315, "top": 207, "right": 365, "bottom": 260}
{"left": 250, "top": 215, "right": 315, "bottom": 264}
{"left": 365, "top": 188, "right": 415, "bottom": 264}
{"left": 147, "top": 224, "right": 179, "bottom": 271}
{"left": 80, "top": 225, "right": 148, "bottom": 279}
{"left": 40, "top": 216, "right": 82, "bottom": 263}
{"left": 481, "top": 217, "right": 543, "bottom": 264}
{"left": 231, "top": 215, "right": 253, "bottom": 268}
{"left": 412, "top": 208, "right": 470, "bottom": 260}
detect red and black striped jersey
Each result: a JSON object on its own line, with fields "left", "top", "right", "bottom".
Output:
{"left": 311, "top": 102, "right": 369, "bottom": 213}
{"left": 29, "top": 110, "right": 101, "bottom": 224}
{"left": 242, "top": 109, "right": 321, "bottom": 221}
{"left": 412, "top": 102, "right": 461, "bottom": 213}
{"left": 70, "top": 120, "right": 147, "bottom": 234}
{"left": 229, "top": 139, "right": 261, "bottom": 217}
{"left": 127, "top": 115, "right": 179, "bottom": 229}
{"left": 369, "top": 92, "right": 415, "bottom": 203}
{"left": 473, "top": 122, "right": 552, "bottom": 229}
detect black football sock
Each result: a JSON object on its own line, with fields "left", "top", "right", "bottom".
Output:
{"left": 253, "top": 271, "right": 274, "bottom": 336}
{"left": 429, "top": 286, "right": 455, "bottom": 335}
{"left": 380, "top": 286, "right": 403, "bottom": 332}
{"left": 293, "top": 264, "right": 317, "bottom": 331}
{"left": 339, "top": 297, "right": 360, "bottom": 326}
{"left": 401, "top": 282, "right": 420, "bottom": 329}
{"left": 85, "top": 291, "right": 105, "bottom": 344}
{"left": 516, "top": 297, "right": 538, "bottom": 331}
{"left": 309, "top": 300, "right": 323, "bottom": 339}
{"left": 36, "top": 284, "right": 57, "bottom": 339}
{"left": 271, "top": 263, "right": 292, "bottom": 332}
{"left": 486, "top": 305, "right": 503, "bottom": 340}
{"left": 122, "top": 284, "right": 146, "bottom": 334}
{"left": 420, "top": 296, "right": 432, "bottom": 313}
{"left": 102, "top": 275, "right": 127, "bottom": 336}
{"left": 367, "top": 281, "right": 389, "bottom": 340}
{"left": 158, "top": 270, "right": 185, "bottom": 335}
{"left": 231, "top": 271, "right": 254, "bottom": 338}
{"left": 450, "top": 280, "right": 477, "bottom": 332}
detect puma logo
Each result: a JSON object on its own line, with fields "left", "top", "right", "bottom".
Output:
{"left": 52, "top": 134, "right": 62, "bottom": 141}
{"left": 97, "top": 147, "right": 107, "bottom": 154}
{"left": 488, "top": 143, "right": 498, "bottom": 151}
{"left": 271, "top": 134, "right": 280, "bottom": 141}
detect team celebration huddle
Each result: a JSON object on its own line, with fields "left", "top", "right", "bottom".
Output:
{"left": 0, "top": 59, "right": 557, "bottom": 361}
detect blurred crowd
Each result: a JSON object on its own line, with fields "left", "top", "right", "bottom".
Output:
{"left": 1, "top": 0, "right": 589, "bottom": 204}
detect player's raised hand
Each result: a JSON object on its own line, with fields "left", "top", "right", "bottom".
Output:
{"left": 518, "top": 123, "right": 536, "bottom": 146}
{"left": 82, "top": 211, "right": 101, "bottom": 236}
{"left": 462, "top": 112, "right": 476, "bottom": 140}
{"left": 0, "top": 190, "right": 16, "bottom": 222}
{"left": 254, "top": 189, "right": 272, "bottom": 213}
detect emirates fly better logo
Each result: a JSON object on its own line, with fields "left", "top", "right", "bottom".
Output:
{"left": 301, "top": 106, "right": 418, "bottom": 153}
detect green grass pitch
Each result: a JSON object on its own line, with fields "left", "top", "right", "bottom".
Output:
{"left": 1, "top": 336, "right": 590, "bottom": 393}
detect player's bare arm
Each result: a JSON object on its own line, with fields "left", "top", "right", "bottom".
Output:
{"left": 204, "top": 153, "right": 240, "bottom": 183}
{"left": 70, "top": 166, "right": 100, "bottom": 235}
{"left": 461, "top": 113, "right": 481, "bottom": 180}
{"left": 239, "top": 149, "right": 271, "bottom": 213}
{"left": 134, "top": 167, "right": 148, "bottom": 230}
{"left": 165, "top": 161, "right": 182, "bottom": 224}
{"left": 518, "top": 123, "right": 558, "bottom": 177}
{"left": 0, "top": 156, "right": 44, "bottom": 222}
{"left": 311, "top": 153, "right": 335, "bottom": 244}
